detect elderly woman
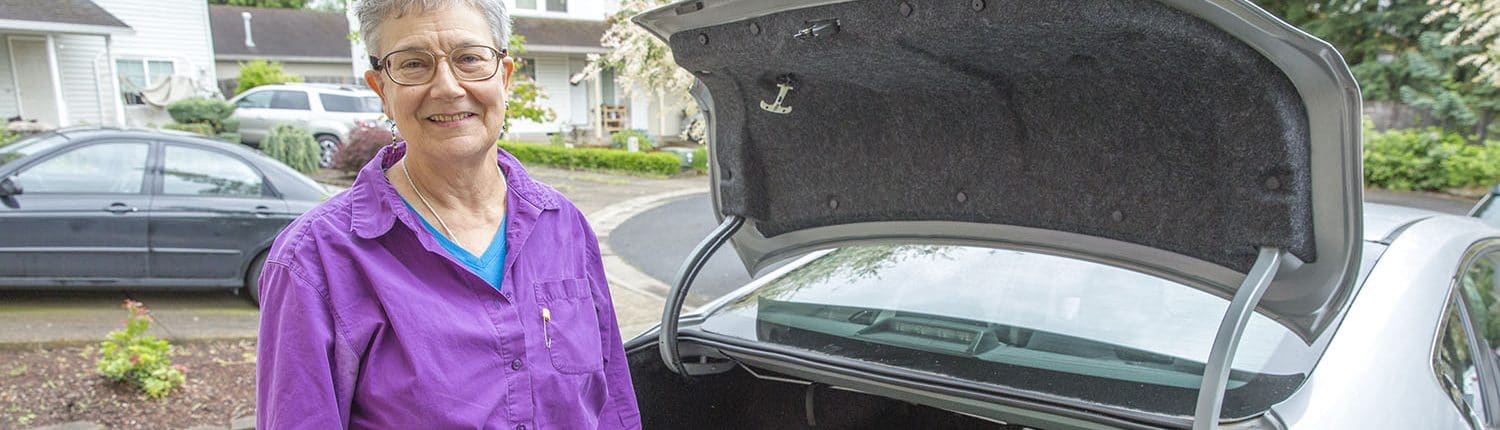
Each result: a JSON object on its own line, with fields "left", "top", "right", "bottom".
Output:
{"left": 255, "top": 0, "right": 640, "bottom": 428}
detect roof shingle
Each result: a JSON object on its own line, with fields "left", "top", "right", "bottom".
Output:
{"left": 210, "top": 5, "right": 349, "bottom": 60}
{"left": 0, "top": 0, "right": 130, "bottom": 29}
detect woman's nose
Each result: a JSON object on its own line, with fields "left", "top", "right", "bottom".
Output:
{"left": 427, "top": 61, "right": 466, "bottom": 99}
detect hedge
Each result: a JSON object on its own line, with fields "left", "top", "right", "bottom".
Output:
{"left": 1364, "top": 127, "right": 1500, "bottom": 191}
{"left": 499, "top": 141, "right": 680, "bottom": 176}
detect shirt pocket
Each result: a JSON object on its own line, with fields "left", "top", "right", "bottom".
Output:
{"left": 534, "top": 277, "right": 604, "bottom": 374}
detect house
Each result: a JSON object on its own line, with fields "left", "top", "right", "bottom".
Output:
{"left": 504, "top": 0, "right": 684, "bottom": 140}
{"left": 209, "top": 5, "right": 356, "bottom": 97}
{"left": 0, "top": 0, "right": 218, "bottom": 128}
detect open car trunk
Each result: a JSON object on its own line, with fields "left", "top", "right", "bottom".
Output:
{"left": 628, "top": 341, "right": 1011, "bottom": 429}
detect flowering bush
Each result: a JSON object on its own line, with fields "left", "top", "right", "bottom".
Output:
{"left": 97, "top": 300, "right": 186, "bottom": 399}
{"left": 333, "top": 124, "right": 391, "bottom": 173}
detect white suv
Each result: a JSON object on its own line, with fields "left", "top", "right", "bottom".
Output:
{"left": 228, "top": 83, "right": 384, "bottom": 167}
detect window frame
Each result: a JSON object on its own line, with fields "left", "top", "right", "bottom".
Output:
{"left": 11, "top": 140, "right": 153, "bottom": 195}
{"left": 1437, "top": 242, "right": 1500, "bottom": 429}
{"left": 154, "top": 142, "right": 277, "bottom": 199}
{"left": 268, "top": 90, "right": 312, "bottom": 111}
{"left": 115, "top": 58, "right": 176, "bottom": 106}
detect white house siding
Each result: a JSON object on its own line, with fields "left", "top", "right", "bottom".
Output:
{"left": 0, "top": 37, "right": 16, "bottom": 119}
{"left": 511, "top": 53, "right": 572, "bottom": 136}
{"left": 568, "top": 55, "right": 590, "bottom": 127}
{"left": 508, "top": 0, "right": 617, "bottom": 20}
{"left": 55, "top": 34, "right": 113, "bottom": 125}
{"left": 96, "top": 0, "right": 217, "bottom": 89}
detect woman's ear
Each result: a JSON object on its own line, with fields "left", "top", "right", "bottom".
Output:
{"left": 365, "top": 69, "right": 391, "bottom": 117}
{"left": 501, "top": 57, "right": 516, "bottom": 90}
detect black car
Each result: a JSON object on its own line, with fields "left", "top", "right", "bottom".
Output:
{"left": 0, "top": 127, "right": 330, "bottom": 305}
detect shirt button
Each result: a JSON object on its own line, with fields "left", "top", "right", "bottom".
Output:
{"left": 511, "top": 359, "right": 523, "bottom": 370}
{"left": 517, "top": 425, "right": 527, "bottom": 430}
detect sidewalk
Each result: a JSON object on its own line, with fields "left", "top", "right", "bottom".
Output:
{"left": 0, "top": 166, "right": 707, "bottom": 347}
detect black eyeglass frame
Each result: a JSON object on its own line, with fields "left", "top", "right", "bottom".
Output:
{"left": 368, "top": 46, "right": 509, "bottom": 86}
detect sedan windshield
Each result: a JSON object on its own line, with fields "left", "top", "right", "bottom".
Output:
{"left": 699, "top": 245, "right": 1324, "bottom": 420}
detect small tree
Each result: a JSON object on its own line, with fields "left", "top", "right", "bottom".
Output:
{"left": 263, "top": 124, "right": 320, "bottom": 173}
{"left": 97, "top": 300, "right": 187, "bottom": 399}
{"left": 576, "top": 0, "right": 704, "bottom": 144}
{"left": 236, "top": 60, "right": 303, "bottom": 96}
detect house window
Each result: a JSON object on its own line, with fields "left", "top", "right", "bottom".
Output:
{"left": 601, "top": 68, "right": 616, "bottom": 105}
{"left": 515, "top": 0, "right": 563, "bottom": 12}
{"left": 116, "top": 59, "right": 174, "bottom": 105}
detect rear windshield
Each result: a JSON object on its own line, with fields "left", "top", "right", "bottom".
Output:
{"left": 319, "top": 94, "right": 383, "bottom": 113}
{"left": 699, "top": 245, "right": 1335, "bottom": 420}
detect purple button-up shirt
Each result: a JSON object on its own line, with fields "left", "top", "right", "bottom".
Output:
{"left": 256, "top": 143, "right": 640, "bottom": 429}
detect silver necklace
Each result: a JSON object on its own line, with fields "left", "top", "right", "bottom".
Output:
{"left": 400, "top": 160, "right": 506, "bottom": 243}
{"left": 402, "top": 160, "right": 457, "bottom": 240}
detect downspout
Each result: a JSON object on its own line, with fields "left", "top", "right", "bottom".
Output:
{"left": 93, "top": 51, "right": 107, "bottom": 124}
{"left": 106, "top": 35, "right": 124, "bottom": 126}
{"left": 44, "top": 34, "right": 68, "bottom": 126}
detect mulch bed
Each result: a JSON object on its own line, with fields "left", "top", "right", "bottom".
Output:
{"left": 0, "top": 340, "right": 256, "bottom": 429}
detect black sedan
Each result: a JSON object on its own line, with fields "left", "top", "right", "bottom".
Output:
{"left": 0, "top": 127, "right": 330, "bottom": 305}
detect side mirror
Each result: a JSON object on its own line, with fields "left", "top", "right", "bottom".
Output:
{"left": 0, "top": 176, "right": 21, "bottom": 197}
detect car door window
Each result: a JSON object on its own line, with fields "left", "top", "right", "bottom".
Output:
{"left": 161, "top": 146, "right": 264, "bottom": 197}
{"left": 14, "top": 143, "right": 149, "bottom": 194}
{"left": 270, "top": 90, "right": 311, "bottom": 111}
{"left": 1438, "top": 294, "right": 1488, "bottom": 429}
{"left": 236, "top": 91, "right": 273, "bottom": 109}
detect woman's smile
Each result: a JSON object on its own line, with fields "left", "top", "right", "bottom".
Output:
{"left": 426, "top": 112, "right": 478, "bottom": 127}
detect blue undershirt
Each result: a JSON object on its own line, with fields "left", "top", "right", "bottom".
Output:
{"left": 400, "top": 199, "right": 508, "bottom": 291}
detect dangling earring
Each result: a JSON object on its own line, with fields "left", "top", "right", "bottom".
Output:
{"left": 386, "top": 120, "right": 399, "bottom": 147}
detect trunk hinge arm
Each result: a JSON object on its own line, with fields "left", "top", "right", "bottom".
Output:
{"left": 660, "top": 215, "right": 745, "bottom": 377}
{"left": 1193, "top": 247, "right": 1282, "bottom": 430}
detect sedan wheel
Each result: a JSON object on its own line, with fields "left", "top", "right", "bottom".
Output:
{"left": 245, "top": 252, "right": 267, "bottom": 307}
{"left": 317, "top": 135, "right": 340, "bottom": 168}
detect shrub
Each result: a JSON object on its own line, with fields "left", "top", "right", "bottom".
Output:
{"left": 499, "top": 141, "right": 680, "bottom": 176}
{"left": 1364, "top": 127, "right": 1500, "bottom": 190}
{"left": 333, "top": 124, "right": 391, "bottom": 173}
{"left": 97, "top": 300, "right": 186, "bottom": 399}
{"left": 166, "top": 97, "right": 235, "bottom": 127}
{"left": 165, "top": 97, "right": 238, "bottom": 142}
{"left": 609, "top": 129, "right": 656, "bottom": 151}
{"left": 263, "top": 124, "right": 320, "bottom": 174}
{"left": 691, "top": 146, "right": 708, "bottom": 174}
{"left": 0, "top": 129, "right": 22, "bottom": 148}
{"left": 162, "top": 122, "right": 215, "bottom": 136}
{"left": 236, "top": 60, "right": 303, "bottom": 95}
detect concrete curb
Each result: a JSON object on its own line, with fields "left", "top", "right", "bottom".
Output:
{"left": 590, "top": 189, "right": 708, "bottom": 303}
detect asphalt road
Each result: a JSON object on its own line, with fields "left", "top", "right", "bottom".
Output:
{"left": 608, "top": 193, "right": 759, "bottom": 303}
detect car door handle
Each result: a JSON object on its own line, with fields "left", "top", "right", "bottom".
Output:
{"left": 254, "top": 205, "right": 273, "bottom": 218}
{"left": 104, "top": 203, "right": 137, "bottom": 214}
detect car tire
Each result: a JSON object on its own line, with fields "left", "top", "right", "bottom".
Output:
{"left": 317, "top": 134, "right": 341, "bottom": 168}
{"left": 245, "top": 252, "right": 267, "bottom": 307}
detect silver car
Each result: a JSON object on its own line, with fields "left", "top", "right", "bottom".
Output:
{"left": 620, "top": 0, "right": 1500, "bottom": 429}
{"left": 227, "top": 83, "right": 383, "bottom": 167}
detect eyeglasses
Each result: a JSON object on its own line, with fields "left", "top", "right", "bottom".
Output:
{"left": 370, "top": 46, "right": 508, "bottom": 86}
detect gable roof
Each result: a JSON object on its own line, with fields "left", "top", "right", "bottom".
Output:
{"left": 0, "top": 0, "right": 131, "bottom": 34}
{"left": 513, "top": 16, "right": 607, "bottom": 53}
{"left": 210, "top": 5, "right": 349, "bottom": 62}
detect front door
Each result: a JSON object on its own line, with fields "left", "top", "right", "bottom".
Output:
{"left": 7, "top": 37, "right": 60, "bottom": 126}
{"left": 0, "top": 141, "right": 152, "bottom": 283}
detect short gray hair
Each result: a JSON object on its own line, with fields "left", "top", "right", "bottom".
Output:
{"left": 356, "top": 0, "right": 511, "bottom": 56}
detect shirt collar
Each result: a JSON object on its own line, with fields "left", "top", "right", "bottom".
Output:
{"left": 350, "top": 142, "right": 559, "bottom": 240}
